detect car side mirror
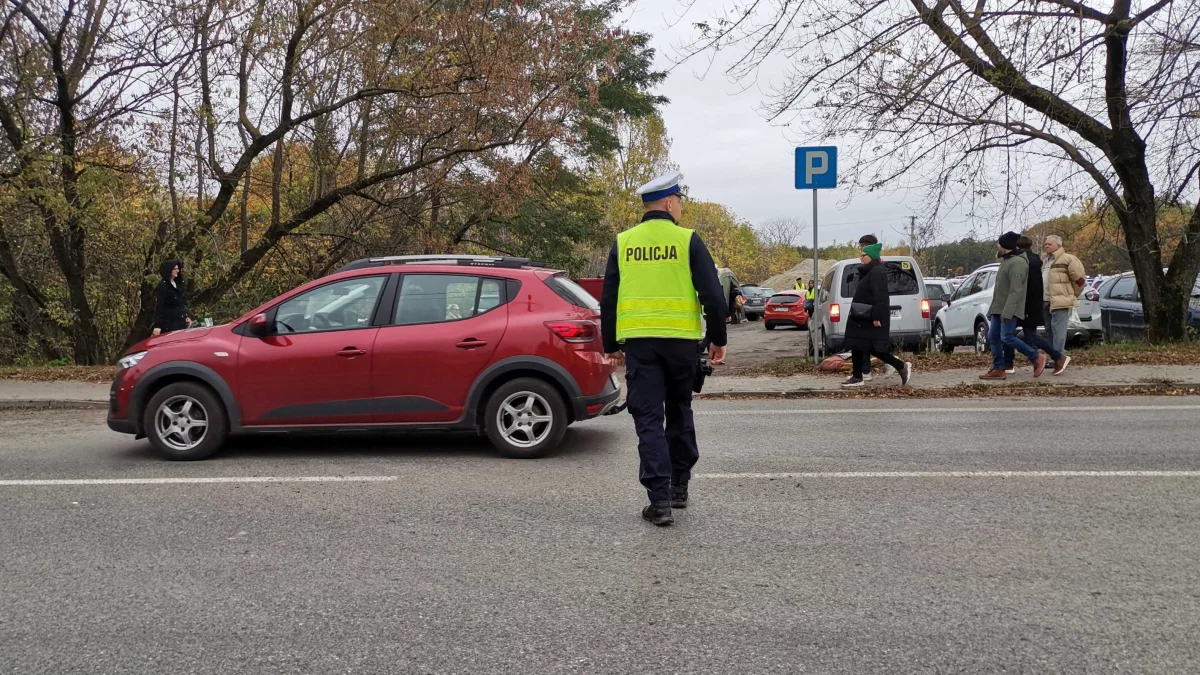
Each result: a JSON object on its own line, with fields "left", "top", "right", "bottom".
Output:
{"left": 248, "top": 313, "right": 270, "bottom": 336}
{"left": 941, "top": 293, "right": 952, "bottom": 304}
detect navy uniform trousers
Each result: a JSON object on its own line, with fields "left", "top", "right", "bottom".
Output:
{"left": 623, "top": 338, "right": 701, "bottom": 502}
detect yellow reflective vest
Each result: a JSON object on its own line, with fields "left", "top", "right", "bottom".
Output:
{"left": 615, "top": 219, "right": 703, "bottom": 342}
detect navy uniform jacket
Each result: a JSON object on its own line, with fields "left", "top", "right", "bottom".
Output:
{"left": 600, "top": 210, "right": 729, "bottom": 354}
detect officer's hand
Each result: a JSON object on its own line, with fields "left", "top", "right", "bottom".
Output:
{"left": 709, "top": 345, "right": 726, "bottom": 365}
{"left": 605, "top": 351, "right": 625, "bottom": 367}
{"left": 873, "top": 320, "right": 881, "bottom": 327}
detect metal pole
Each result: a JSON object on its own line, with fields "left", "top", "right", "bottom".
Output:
{"left": 812, "top": 188, "right": 820, "bottom": 362}
{"left": 812, "top": 189, "right": 819, "bottom": 286}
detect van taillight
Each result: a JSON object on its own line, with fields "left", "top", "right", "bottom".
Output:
{"left": 921, "top": 298, "right": 931, "bottom": 319}
{"left": 829, "top": 303, "right": 841, "bottom": 322}
{"left": 545, "top": 320, "right": 596, "bottom": 343}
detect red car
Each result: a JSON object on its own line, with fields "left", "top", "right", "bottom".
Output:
{"left": 107, "top": 255, "right": 620, "bottom": 460}
{"left": 763, "top": 290, "right": 810, "bottom": 330}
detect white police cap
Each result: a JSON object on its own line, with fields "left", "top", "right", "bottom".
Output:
{"left": 635, "top": 170, "right": 684, "bottom": 203}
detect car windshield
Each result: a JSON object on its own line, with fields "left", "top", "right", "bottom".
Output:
{"left": 841, "top": 261, "right": 921, "bottom": 297}
{"left": 769, "top": 295, "right": 800, "bottom": 305}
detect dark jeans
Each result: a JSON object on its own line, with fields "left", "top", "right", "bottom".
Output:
{"left": 1003, "top": 325, "right": 1063, "bottom": 368}
{"left": 624, "top": 338, "right": 701, "bottom": 502}
{"left": 989, "top": 315, "right": 1038, "bottom": 371}
{"left": 851, "top": 349, "right": 904, "bottom": 378}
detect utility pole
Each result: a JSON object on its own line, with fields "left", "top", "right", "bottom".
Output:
{"left": 908, "top": 215, "right": 918, "bottom": 256}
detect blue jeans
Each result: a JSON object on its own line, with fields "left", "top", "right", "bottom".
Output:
{"left": 989, "top": 315, "right": 1038, "bottom": 371}
{"left": 1002, "top": 325, "right": 1063, "bottom": 368}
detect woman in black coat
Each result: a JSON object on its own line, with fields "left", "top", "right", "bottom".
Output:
{"left": 1007, "top": 236, "right": 1067, "bottom": 372}
{"left": 152, "top": 259, "right": 191, "bottom": 336}
{"left": 841, "top": 244, "right": 911, "bottom": 387}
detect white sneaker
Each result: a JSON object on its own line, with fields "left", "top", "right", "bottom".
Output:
{"left": 862, "top": 373, "right": 874, "bottom": 381}
{"left": 1004, "top": 367, "right": 1016, "bottom": 374}
{"left": 900, "top": 362, "right": 913, "bottom": 386}
{"left": 884, "top": 364, "right": 896, "bottom": 376}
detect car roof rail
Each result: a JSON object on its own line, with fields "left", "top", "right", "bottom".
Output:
{"left": 335, "top": 255, "right": 543, "bottom": 273}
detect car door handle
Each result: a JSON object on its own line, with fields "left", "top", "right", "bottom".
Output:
{"left": 336, "top": 348, "right": 366, "bottom": 357}
{"left": 456, "top": 339, "right": 488, "bottom": 349}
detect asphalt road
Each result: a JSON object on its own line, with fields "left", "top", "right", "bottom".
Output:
{"left": 3, "top": 397, "right": 1200, "bottom": 674}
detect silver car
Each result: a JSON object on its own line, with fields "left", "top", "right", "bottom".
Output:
{"left": 809, "top": 256, "right": 931, "bottom": 359}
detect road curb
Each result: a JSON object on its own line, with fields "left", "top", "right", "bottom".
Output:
{"left": 696, "top": 382, "right": 1200, "bottom": 399}
{"left": 0, "top": 399, "right": 107, "bottom": 410}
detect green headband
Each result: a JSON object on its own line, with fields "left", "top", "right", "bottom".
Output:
{"left": 863, "top": 243, "right": 883, "bottom": 260}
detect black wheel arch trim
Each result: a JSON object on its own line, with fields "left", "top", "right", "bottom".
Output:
{"left": 464, "top": 356, "right": 585, "bottom": 423}
{"left": 130, "top": 361, "right": 242, "bottom": 435}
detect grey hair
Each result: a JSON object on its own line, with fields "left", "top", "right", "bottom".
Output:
{"left": 1045, "top": 235, "right": 1063, "bottom": 246}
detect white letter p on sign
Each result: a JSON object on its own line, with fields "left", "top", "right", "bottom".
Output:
{"left": 806, "top": 151, "right": 828, "bottom": 184}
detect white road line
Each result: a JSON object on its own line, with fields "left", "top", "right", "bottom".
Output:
{"left": 0, "top": 475, "right": 398, "bottom": 486}
{"left": 693, "top": 404, "right": 1200, "bottom": 415}
{"left": 695, "top": 471, "right": 1200, "bottom": 479}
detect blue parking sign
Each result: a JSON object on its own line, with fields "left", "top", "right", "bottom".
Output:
{"left": 794, "top": 146, "right": 837, "bottom": 190}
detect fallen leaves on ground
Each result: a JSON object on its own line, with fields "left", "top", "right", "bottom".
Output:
{"left": 728, "top": 341, "right": 1200, "bottom": 377}
{"left": 699, "top": 382, "right": 1200, "bottom": 400}
{"left": 0, "top": 366, "right": 113, "bottom": 383}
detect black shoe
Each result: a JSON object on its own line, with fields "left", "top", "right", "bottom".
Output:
{"left": 641, "top": 501, "right": 674, "bottom": 526}
{"left": 670, "top": 484, "right": 688, "bottom": 509}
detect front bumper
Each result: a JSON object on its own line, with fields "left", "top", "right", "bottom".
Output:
{"left": 106, "top": 375, "right": 136, "bottom": 434}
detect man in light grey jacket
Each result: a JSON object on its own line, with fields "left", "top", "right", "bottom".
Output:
{"left": 980, "top": 231, "right": 1048, "bottom": 380}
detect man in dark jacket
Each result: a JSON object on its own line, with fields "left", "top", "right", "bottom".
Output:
{"left": 840, "top": 243, "right": 911, "bottom": 388}
{"left": 1004, "top": 236, "right": 1068, "bottom": 375}
{"left": 980, "top": 232, "right": 1046, "bottom": 380}
{"left": 152, "top": 259, "right": 191, "bottom": 336}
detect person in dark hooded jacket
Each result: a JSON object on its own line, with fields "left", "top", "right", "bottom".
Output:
{"left": 841, "top": 242, "right": 912, "bottom": 388}
{"left": 1003, "top": 236, "right": 1068, "bottom": 374}
{"left": 152, "top": 259, "right": 191, "bottom": 336}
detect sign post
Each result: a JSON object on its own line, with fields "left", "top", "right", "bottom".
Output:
{"left": 794, "top": 145, "right": 838, "bottom": 361}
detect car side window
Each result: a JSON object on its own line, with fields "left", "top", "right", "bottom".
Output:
{"left": 980, "top": 271, "right": 996, "bottom": 290}
{"left": 274, "top": 276, "right": 386, "bottom": 334}
{"left": 1108, "top": 277, "right": 1137, "bottom": 301}
{"left": 953, "top": 274, "right": 978, "bottom": 300}
{"left": 821, "top": 269, "right": 835, "bottom": 301}
{"left": 395, "top": 274, "right": 503, "bottom": 326}
{"left": 925, "top": 283, "right": 945, "bottom": 300}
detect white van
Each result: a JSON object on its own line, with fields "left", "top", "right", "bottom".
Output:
{"left": 809, "top": 256, "right": 931, "bottom": 359}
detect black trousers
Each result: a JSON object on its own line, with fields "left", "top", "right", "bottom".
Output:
{"left": 851, "top": 349, "right": 904, "bottom": 378}
{"left": 624, "top": 338, "right": 701, "bottom": 502}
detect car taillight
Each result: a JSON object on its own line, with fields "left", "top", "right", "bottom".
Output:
{"left": 1085, "top": 290, "right": 1099, "bottom": 302}
{"left": 829, "top": 303, "right": 840, "bottom": 322}
{"left": 545, "top": 320, "right": 596, "bottom": 343}
{"left": 921, "top": 298, "right": 930, "bottom": 319}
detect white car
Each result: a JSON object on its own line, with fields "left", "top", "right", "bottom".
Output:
{"left": 932, "top": 263, "right": 1096, "bottom": 353}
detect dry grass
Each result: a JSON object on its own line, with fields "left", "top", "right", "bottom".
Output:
{"left": 699, "top": 382, "right": 1200, "bottom": 400}
{"left": 0, "top": 365, "right": 114, "bottom": 383}
{"left": 732, "top": 340, "right": 1200, "bottom": 377}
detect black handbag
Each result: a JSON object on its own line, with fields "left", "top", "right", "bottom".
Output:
{"left": 850, "top": 302, "right": 874, "bottom": 321}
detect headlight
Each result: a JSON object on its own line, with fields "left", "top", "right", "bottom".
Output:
{"left": 116, "top": 351, "right": 148, "bottom": 371}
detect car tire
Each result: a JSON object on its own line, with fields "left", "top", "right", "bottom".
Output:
{"left": 765, "top": 322, "right": 776, "bottom": 330}
{"left": 746, "top": 313, "right": 760, "bottom": 322}
{"left": 142, "top": 381, "right": 228, "bottom": 461}
{"left": 484, "top": 378, "right": 568, "bottom": 459}
{"left": 973, "top": 319, "right": 989, "bottom": 354}
{"left": 934, "top": 322, "right": 954, "bottom": 353}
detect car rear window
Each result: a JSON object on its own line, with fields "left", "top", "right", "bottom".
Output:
{"left": 768, "top": 295, "right": 800, "bottom": 305}
{"left": 545, "top": 274, "right": 600, "bottom": 310}
{"left": 841, "top": 262, "right": 921, "bottom": 297}
{"left": 925, "top": 282, "right": 947, "bottom": 299}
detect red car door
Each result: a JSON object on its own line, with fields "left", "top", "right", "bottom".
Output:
{"left": 372, "top": 274, "right": 508, "bottom": 424}
{"left": 237, "top": 275, "right": 388, "bottom": 425}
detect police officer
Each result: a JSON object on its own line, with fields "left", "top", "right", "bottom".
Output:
{"left": 600, "top": 171, "right": 729, "bottom": 526}
{"left": 805, "top": 279, "right": 816, "bottom": 315}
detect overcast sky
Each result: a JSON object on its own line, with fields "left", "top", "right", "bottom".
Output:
{"left": 620, "top": 0, "right": 1053, "bottom": 247}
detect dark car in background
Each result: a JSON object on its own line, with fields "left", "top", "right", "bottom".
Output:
{"left": 739, "top": 284, "right": 775, "bottom": 321}
{"left": 1098, "top": 272, "right": 1200, "bottom": 342}
{"left": 923, "top": 278, "right": 953, "bottom": 329}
